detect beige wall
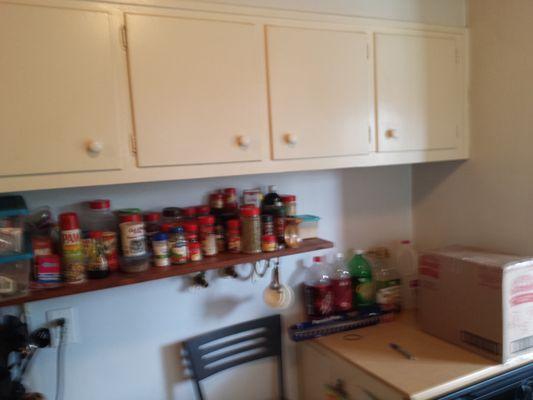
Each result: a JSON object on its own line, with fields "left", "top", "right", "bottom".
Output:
{"left": 413, "top": 0, "right": 533, "bottom": 255}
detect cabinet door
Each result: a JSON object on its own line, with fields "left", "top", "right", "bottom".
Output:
{"left": 125, "top": 12, "right": 266, "bottom": 167}
{"left": 375, "top": 32, "right": 463, "bottom": 152}
{"left": 266, "top": 25, "right": 371, "bottom": 160}
{"left": 0, "top": 2, "right": 123, "bottom": 177}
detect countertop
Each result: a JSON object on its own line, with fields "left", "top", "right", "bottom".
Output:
{"left": 311, "top": 312, "right": 533, "bottom": 399}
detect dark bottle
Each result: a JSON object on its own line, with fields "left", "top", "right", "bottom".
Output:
{"left": 303, "top": 256, "right": 333, "bottom": 319}
{"left": 262, "top": 185, "right": 286, "bottom": 245}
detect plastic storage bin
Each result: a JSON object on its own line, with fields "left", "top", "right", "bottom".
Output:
{"left": 0, "top": 253, "right": 32, "bottom": 300}
{"left": 0, "top": 195, "right": 28, "bottom": 254}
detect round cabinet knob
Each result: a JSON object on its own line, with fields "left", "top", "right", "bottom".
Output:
{"left": 87, "top": 140, "right": 103, "bottom": 155}
{"left": 385, "top": 129, "right": 398, "bottom": 139}
{"left": 237, "top": 135, "right": 251, "bottom": 149}
{"left": 284, "top": 133, "right": 298, "bottom": 146}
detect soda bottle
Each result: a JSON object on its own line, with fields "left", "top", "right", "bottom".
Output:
{"left": 395, "top": 240, "right": 418, "bottom": 310}
{"left": 330, "top": 253, "right": 353, "bottom": 313}
{"left": 303, "top": 256, "right": 333, "bottom": 319}
{"left": 374, "top": 256, "right": 401, "bottom": 313}
{"left": 348, "top": 250, "right": 374, "bottom": 308}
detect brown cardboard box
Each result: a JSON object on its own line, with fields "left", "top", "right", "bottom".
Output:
{"left": 418, "top": 245, "right": 533, "bottom": 362}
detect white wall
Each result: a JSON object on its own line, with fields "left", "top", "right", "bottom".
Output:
{"left": 413, "top": 0, "right": 533, "bottom": 255}
{"left": 7, "top": 167, "right": 411, "bottom": 400}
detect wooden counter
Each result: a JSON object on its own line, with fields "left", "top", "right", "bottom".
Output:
{"left": 303, "top": 312, "right": 533, "bottom": 399}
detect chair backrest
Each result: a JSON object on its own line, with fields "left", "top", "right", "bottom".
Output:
{"left": 183, "top": 314, "right": 285, "bottom": 400}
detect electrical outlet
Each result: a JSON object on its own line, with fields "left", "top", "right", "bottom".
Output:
{"left": 46, "top": 307, "right": 80, "bottom": 347}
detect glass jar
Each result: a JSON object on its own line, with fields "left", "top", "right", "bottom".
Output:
{"left": 198, "top": 215, "right": 215, "bottom": 239}
{"left": 170, "top": 227, "right": 188, "bottom": 265}
{"left": 261, "top": 214, "right": 274, "bottom": 236}
{"left": 162, "top": 207, "right": 182, "bottom": 226}
{"left": 240, "top": 206, "right": 261, "bottom": 254}
{"left": 209, "top": 193, "right": 224, "bottom": 214}
{"left": 226, "top": 219, "right": 241, "bottom": 254}
{"left": 281, "top": 195, "right": 297, "bottom": 217}
{"left": 182, "top": 220, "right": 199, "bottom": 243}
{"left": 143, "top": 212, "right": 161, "bottom": 249}
{"left": 223, "top": 188, "right": 238, "bottom": 210}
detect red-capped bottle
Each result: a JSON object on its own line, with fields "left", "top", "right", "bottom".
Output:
{"left": 303, "top": 256, "right": 333, "bottom": 319}
{"left": 330, "top": 253, "right": 353, "bottom": 313}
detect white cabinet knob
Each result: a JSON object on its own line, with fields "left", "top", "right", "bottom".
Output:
{"left": 385, "top": 129, "right": 398, "bottom": 139}
{"left": 87, "top": 140, "right": 103, "bottom": 155}
{"left": 237, "top": 135, "right": 251, "bottom": 149}
{"left": 284, "top": 133, "right": 298, "bottom": 146}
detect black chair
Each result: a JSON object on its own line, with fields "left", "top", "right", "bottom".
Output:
{"left": 182, "top": 314, "right": 286, "bottom": 400}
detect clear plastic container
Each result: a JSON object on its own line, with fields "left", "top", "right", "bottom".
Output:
{"left": 0, "top": 195, "right": 28, "bottom": 254}
{"left": 0, "top": 253, "right": 32, "bottom": 299}
{"left": 295, "top": 215, "right": 320, "bottom": 240}
{"left": 82, "top": 199, "right": 117, "bottom": 233}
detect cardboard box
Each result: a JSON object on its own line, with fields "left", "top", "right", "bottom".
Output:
{"left": 418, "top": 245, "right": 533, "bottom": 363}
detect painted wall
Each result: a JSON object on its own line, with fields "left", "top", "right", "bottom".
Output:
{"left": 7, "top": 167, "right": 411, "bottom": 400}
{"left": 413, "top": 0, "right": 533, "bottom": 255}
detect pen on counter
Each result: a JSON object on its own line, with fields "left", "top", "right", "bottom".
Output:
{"left": 389, "top": 342, "right": 417, "bottom": 360}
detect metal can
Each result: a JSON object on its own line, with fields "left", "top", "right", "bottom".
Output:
{"left": 119, "top": 214, "right": 147, "bottom": 257}
{"left": 59, "top": 212, "right": 86, "bottom": 283}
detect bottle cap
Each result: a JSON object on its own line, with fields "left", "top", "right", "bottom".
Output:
{"left": 312, "top": 256, "right": 322, "bottom": 262}
{"left": 355, "top": 249, "right": 365, "bottom": 255}
{"left": 280, "top": 195, "right": 296, "bottom": 202}
{"left": 88, "top": 231, "right": 103, "bottom": 239}
{"left": 226, "top": 219, "right": 240, "bottom": 230}
{"left": 120, "top": 213, "right": 142, "bottom": 223}
{"left": 195, "top": 205, "right": 210, "bottom": 216}
{"left": 182, "top": 207, "right": 197, "bottom": 218}
{"left": 153, "top": 232, "right": 168, "bottom": 241}
{"left": 170, "top": 226, "right": 184, "bottom": 234}
{"left": 143, "top": 212, "right": 161, "bottom": 222}
{"left": 197, "top": 215, "right": 215, "bottom": 225}
{"left": 89, "top": 199, "right": 111, "bottom": 210}
{"left": 59, "top": 212, "right": 79, "bottom": 230}
{"left": 223, "top": 188, "right": 236, "bottom": 195}
{"left": 182, "top": 221, "right": 198, "bottom": 232}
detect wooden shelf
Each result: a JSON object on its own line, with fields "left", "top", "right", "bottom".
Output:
{"left": 0, "top": 238, "right": 333, "bottom": 307}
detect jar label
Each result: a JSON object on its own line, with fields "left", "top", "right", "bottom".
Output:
{"left": 171, "top": 244, "right": 188, "bottom": 264}
{"left": 304, "top": 283, "right": 333, "bottom": 318}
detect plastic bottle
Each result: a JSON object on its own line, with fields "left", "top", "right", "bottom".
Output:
{"left": 82, "top": 199, "right": 117, "bottom": 233}
{"left": 374, "top": 256, "right": 401, "bottom": 313}
{"left": 303, "top": 256, "right": 333, "bottom": 319}
{"left": 262, "top": 185, "right": 286, "bottom": 245}
{"left": 348, "top": 250, "right": 374, "bottom": 308}
{"left": 330, "top": 253, "right": 353, "bottom": 313}
{"left": 395, "top": 240, "right": 418, "bottom": 310}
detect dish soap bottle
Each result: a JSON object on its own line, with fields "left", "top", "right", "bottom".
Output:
{"left": 348, "top": 250, "right": 374, "bottom": 308}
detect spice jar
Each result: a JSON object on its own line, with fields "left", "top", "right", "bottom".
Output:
{"left": 182, "top": 207, "right": 197, "bottom": 220}
{"left": 182, "top": 220, "right": 199, "bottom": 243}
{"left": 119, "top": 213, "right": 147, "bottom": 257}
{"left": 215, "top": 224, "right": 226, "bottom": 253}
{"left": 223, "top": 188, "right": 238, "bottom": 210}
{"left": 143, "top": 212, "right": 161, "bottom": 249}
{"left": 87, "top": 231, "right": 109, "bottom": 279}
{"left": 261, "top": 214, "right": 274, "bottom": 236}
{"left": 195, "top": 205, "right": 211, "bottom": 217}
{"left": 152, "top": 232, "right": 170, "bottom": 267}
{"left": 59, "top": 212, "right": 86, "bottom": 284}
{"left": 262, "top": 234, "right": 277, "bottom": 252}
{"left": 170, "top": 227, "right": 188, "bottom": 265}
{"left": 162, "top": 207, "right": 182, "bottom": 225}
{"left": 240, "top": 206, "right": 261, "bottom": 254}
{"left": 189, "top": 239, "right": 202, "bottom": 262}
{"left": 201, "top": 233, "right": 217, "bottom": 257}
{"left": 198, "top": 215, "right": 215, "bottom": 239}
{"left": 226, "top": 219, "right": 241, "bottom": 254}
{"left": 209, "top": 193, "right": 224, "bottom": 215}
{"left": 281, "top": 195, "right": 297, "bottom": 217}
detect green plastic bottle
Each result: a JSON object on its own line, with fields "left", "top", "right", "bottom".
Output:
{"left": 348, "top": 250, "right": 374, "bottom": 308}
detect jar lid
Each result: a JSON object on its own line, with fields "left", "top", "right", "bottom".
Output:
{"left": 120, "top": 213, "right": 142, "bottom": 223}
{"left": 240, "top": 206, "right": 260, "bottom": 217}
{"left": 88, "top": 230, "right": 103, "bottom": 239}
{"left": 262, "top": 234, "right": 276, "bottom": 242}
{"left": 182, "top": 221, "right": 198, "bottom": 232}
{"left": 198, "top": 215, "right": 215, "bottom": 225}
{"left": 160, "top": 223, "right": 172, "bottom": 233}
{"left": 89, "top": 199, "right": 111, "bottom": 210}
{"left": 153, "top": 232, "right": 168, "bottom": 241}
{"left": 226, "top": 219, "right": 240, "bottom": 230}
{"left": 195, "top": 205, "right": 210, "bottom": 215}
{"left": 59, "top": 212, "right": 79, "bottom": 230}
{"left": 162, "top": 207, "right": 182, "bottom": 218}
{"left": 281, "top": 195, "right": 296, "bottom": 202}
{"left": 182, "top": 207, "right": 197, "bottom": 218}
{"left": 118, "top": 208, "right": 141, "bottom": 215}
{"left": 170, "top": 226, "right": 184, "bottom": 234}
{"left": 312, "top": 256, "right": 322, "bottom": 262}
{"left": 143, "top": 212, "right": 161, "bottom": 222}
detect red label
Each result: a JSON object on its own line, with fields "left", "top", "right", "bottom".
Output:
{"left": 331, "top": 278, "right": 352, "bottom": 312}
{"left": 511, "top": 293, "right": 533, "bottom": 307}
{"left": 419, "top": 255, "right": 440, "bottom": 279}
{"left": 304, "top": 283, "right": 333, "bottom": 318}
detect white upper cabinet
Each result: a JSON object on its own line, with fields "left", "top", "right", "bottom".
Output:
{"left": 375, "top": 32, "right": 464, "bottom": 152}
{"left": 0, "top": 2, "right": 123, "bottom": 177}
{"left": 266, "top": 25, "right": 372, "bottom": 160}
{"left": 125, "top": 12, "right": 267, "bottom": 167}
